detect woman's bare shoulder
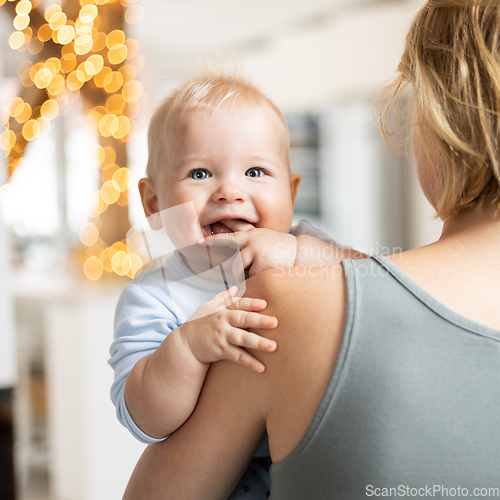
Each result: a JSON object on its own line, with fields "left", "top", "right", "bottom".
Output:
{"left": 244, "top": 265, "right": 348, "bottom": 462}
{"left": 244, "top": 264, "right": 345, "bottom": 313}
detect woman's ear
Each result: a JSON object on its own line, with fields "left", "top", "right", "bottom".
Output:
{"left": 289, "top": 173, "right": 301, "bottom": 205}
{"left": 138, "top": 178, "right": 162, "bottom": 230}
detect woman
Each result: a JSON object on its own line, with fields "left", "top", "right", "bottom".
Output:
{"left": 123, "top": 1, "right": 500, "bottom": 498}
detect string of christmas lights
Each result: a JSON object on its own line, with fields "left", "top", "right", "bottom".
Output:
{"left": 1, "top": 0, "right": 146, "bottom": 280}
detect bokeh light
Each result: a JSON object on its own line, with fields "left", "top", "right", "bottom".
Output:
{"left": 16, "top": 0, "right": 32, "bottom": 15}
{"left": 79, "top": 222, "right": 99, "bottom": 246}
{"left": 84, "top": 256, "right": 104, "bottom": 280}
{"left": 48, "top": 11, "right": 66, "bottom": 30}
{"left": 122, "top": 80, "right": 142, "bottom": 102}
{"left": 86, "top": 54, "right": 104, "bottom": 75}
{"left": 100, "top": 180, "right": 120, "bottom": 204}
{"left": 37, "top": 23, "right": 52, "bottom": 42}
{"left": 112, "top": 167, "right": 131, "bottom": 191}
{"left": 9, "top": 31, "right": 25, "bottom": 50}
{"left": 44, "top": 4, "right": 61, "bottom": 22}
{"left": 125, "top": 4, "right": 144, "bottom": 24}
{"left": 57, "top": 25, "right": 75, "bottom": 44}
{"left": 41, "top": 100, "right": 59, "bottom": 120}
{"left": 94, "top": 66, "right": 111, "bottom": 87}
{"left": 74, "top": 34, "right": 93, "bottom": 55}
{"left": 108, "top": 44, "right": 127, "bottom": 65}
{"left": 22, "top": 119, "right": 40, "bottom": 141}
{"left": 103, "top": 71, "right": 123, "bottom": 93}
{"left": 92, "top": 31, "right": 107, "bottom": 52}
{"left": 0, "top": 130, "right": 16, "bottom": 151}
{"left": 100, "top": 146, "right": 116, "bottom": 168}
{"left": 61, "top": 53, "right": 77, "bottom": 73}
{"left": 46, "top": 57, "right": 61, "bottom": 75}
{"left": 101, "top": 162, "right": 118, "bottom": 183}
{"left": 80, "top": 4, "right": 98, "bottom": 22}
{"left": 14, "top": 13, "right": 30, "bottom": 30}
{"left": 0, "top": 183, "right": 16, "bottom": 207}
{"left": 4, "top": 0, "right": 145, "bottom": 280}
{"left": 105, "top": 94, "right": 126, "bottom": 114}
{"left": 47, "top": 75, "right": 65, "bottom": 96}
{"left": 111, "top": 250, "right": 131, "bottom": 276}
{"left": 28, "top": 36, "right": 43, "bottom": 55}
{"left": 15, "top": 103, "right": 31, "bottom": 123}
{"left": 111, "top": 116, "right": 130, "bottom": 139}
{"left": 106, "top": 30, "right": 125, "bottom": 49}
{"left": 34, "top": 67, "right": 52, "bottom": 88}
{"left": 98, "top": 114, "right": 115, "bottom": 137}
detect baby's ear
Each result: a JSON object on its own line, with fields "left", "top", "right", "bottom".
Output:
{"left": 289, "top": 173, "right": 301, "bottom": 205}
{"left": 138, "top": 178, "right": 162, "bottom": 230}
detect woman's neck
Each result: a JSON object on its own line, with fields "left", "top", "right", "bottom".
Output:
{"left": 438, "top": 200, "right": 500, "bottom": 259}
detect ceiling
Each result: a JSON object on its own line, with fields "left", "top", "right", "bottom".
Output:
{"left": 132, "top": 0, "right": 388, "bottom": 90}
{"left": 1, "top": 0, "right": 402, "bottom": 113}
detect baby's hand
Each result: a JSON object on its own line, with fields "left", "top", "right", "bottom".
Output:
{"left": 203, "top": 221, "right": 298, "bottom": 276}
{"left": 180, "top": 287, "right": 278, "bottom": 373}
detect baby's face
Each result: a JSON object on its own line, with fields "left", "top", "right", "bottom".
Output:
{"left": 143, "top": 104, "right": 300, "bottom": 246}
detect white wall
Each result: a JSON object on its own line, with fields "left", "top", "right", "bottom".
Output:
{"left": 43, "top": 286, "right": 146, "bottom": 500}
{"left": 0, "top": 26, "right": 17, "bottom": 389}
{"left": 240, "top": 2, "right": 423, "bottom": 113}
{"left": 319, "top": 101, "right": 385, "bottom": 253}
{"left": 0, "top": 211, "right": 17, "bottom": 389}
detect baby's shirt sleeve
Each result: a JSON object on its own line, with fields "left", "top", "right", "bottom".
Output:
{"left": 109, "top": 280, "right": 179, "bottom": 444}
{"left": 290, "top": 219, "right": 339, "bottom": 245}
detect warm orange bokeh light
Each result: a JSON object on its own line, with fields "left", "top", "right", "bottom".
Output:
{"left": 5, "top": 0, "right": 144, "bottom": 279}
{"left": 84, "top": 256, "right": 104, "bottom": 280}
{"left": 41, "top": 99, "right": 59, "bottom": 120}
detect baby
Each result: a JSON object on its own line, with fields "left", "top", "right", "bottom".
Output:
{"left": 109, "top": 73, "right": 362, "bottom": 498}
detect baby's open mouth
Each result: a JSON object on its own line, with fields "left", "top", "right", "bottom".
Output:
{"left": 201, "top": 219, "right": 255, "bottom": 237}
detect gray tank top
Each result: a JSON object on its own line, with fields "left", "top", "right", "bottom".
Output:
{"left": 270, "top": 256, "right": 500, "bottom": 499}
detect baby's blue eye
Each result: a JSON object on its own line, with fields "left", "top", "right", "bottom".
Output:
{"left": 246, "top": 167, "right": 265, "bottom": 178}
{"left": 189, "top": 169, "right": 211, "bottom": 180}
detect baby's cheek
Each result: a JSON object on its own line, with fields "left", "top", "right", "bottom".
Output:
{"left": 267, "top": 212, "right": 294, "bottom": 233}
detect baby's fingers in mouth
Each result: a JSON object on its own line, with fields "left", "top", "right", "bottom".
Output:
{"left": 220, "top": 219, "right": 255, "bottom": 232}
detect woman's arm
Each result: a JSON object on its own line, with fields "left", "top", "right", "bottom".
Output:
{"left": 123, "top": 264, "right": 347, "bottom": 499}
{"left": 123, "top": 357, "right": 267, "bottom": 500}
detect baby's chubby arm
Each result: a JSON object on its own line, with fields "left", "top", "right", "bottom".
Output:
{"left": 203, "top": 220, "right": 368, "bottom": 276}
{"left": 124, "top": 286, "right": 277, "bottom": 440}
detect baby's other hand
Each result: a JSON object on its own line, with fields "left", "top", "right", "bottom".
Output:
{"left": 203, "top": 228, "right": 298, "bottom": 276}
{"left": 180, "top": 287, "right": 278, "bottom": 373}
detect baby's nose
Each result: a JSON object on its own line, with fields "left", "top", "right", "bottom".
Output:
{"left": 212, "top": 181, "right": 246, "bottom": 203}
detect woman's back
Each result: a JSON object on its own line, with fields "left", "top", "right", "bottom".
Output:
{"left": 269, "top": 253, "right": 500, "bottom": 499}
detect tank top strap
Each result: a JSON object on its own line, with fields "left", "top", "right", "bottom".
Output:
{"left": 369, "top": 255, "right": 500, "bottom": 340}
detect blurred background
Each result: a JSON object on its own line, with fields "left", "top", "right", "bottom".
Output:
{"left": 0, "top": 0, "right": 442, "bottom": 498}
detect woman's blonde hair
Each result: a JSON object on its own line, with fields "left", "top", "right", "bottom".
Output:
{"left": 146, "top": 72, "right": 288, "bottom": 180}
{"left": 380, "top": 0, "right": 500, "bottom": 220}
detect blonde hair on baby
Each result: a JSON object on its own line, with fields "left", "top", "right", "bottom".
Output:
{"left": 380, "top": 0, "right": 500, "bottom": 220}
{"left": 146, "top": 72, "right": 288, "bottom": 180}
